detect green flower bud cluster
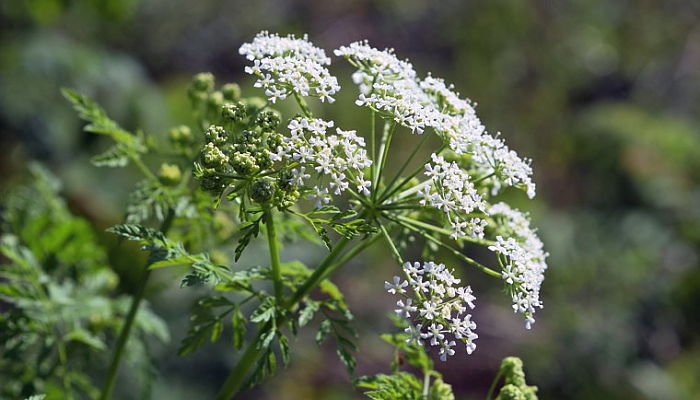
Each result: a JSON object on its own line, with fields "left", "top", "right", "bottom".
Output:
{"left": 188, "top": 73, "right": 247, "bottom": 126}
{"left": 496, "top": 357, "right": 538, "bottom": 400}
{"left": 167, "top": 125, "right": 195, "bottom": 156}
{"left": 192, "top": 89, "right": 295, "bottom": 209}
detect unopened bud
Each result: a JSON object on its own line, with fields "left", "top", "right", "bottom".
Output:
{"left": 158, "top": 163, "right": 182, "bottom": 186}
{"left": 222, "top": 101, "right": 247, "bottom": 122}
{"left": 168, "top": 125, "right": 193, "bottom": 145}
{"left": 251, "top": 179, "right": 275, "bottom": 204}
{"left": 222, "top": 83, "right": 241, "bottom": 101}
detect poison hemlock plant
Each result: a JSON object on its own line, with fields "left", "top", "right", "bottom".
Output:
{"left": 36, "top": 30, "right": 548, "bottom": 399}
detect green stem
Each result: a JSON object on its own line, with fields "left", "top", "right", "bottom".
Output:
{"left": 385, "top": 213, "right": 501, "bottom": 278}
{"left": 370, "top": 110, "right": 376, "bottom": 188}
{"left": 379, "top": 143, "right": 446, "bottom": 203}
{"left": 486, "top": 369, "right": 503, "bottom": 400}
{"left": 373, "top": 122, "right": 397, "bottom": 202}
{"left": 285, "top": 236, "right": 352, "bottom": 308}
{"left": 396, "top": 215, "right": 495, "bottom": 247}
{"left": 422, "top": 372, "right": 431, "bottom": 399}
{"left": 131, "top": 156, "right": 157, "bottom": 181}
{"left": 380, "top": 132, "right": 430, "bottom": 201}
{"left": 379, "top": 222, "right": 403, "bottom": 264}
{"left": 100, "top": 209, "right": 175, "bottom": 400}
{"left": 292, "top": 92, "right": 312, "bottom": 118}
{"left": 214, "top": 237, "right": 352, "bottom": 399}
{"left": 263, "top": 208, "right": 283, "bottom": 302}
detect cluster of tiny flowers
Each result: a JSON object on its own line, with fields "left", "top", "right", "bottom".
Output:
{"left": 335, "top": 41, "right": 442, "bottom": 134}
{"left": 488, "top": 203, "right": 548, "bottom": 329}
{"left": 240, "top": 31, "right": 340, "bottom": 103}
{"left": 336, "top": 41, "right": 536, "bottom": 198}
{"left": 274, "top": 117, "right": 372, "bottom": 207}
{"left": 385, "top": 261, "right": 478, "bottom": 360}
{"left": 419, "top": 154, "right": 487, "bottom": 239}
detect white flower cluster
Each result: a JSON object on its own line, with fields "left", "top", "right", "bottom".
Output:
{"left": 274, "top": 117, "right": 372, "bottom": 207}
{"left": 419, "top": 154, "right": 487, "bottom": 240}
{"left": 335, "top": 41, "right": 536, "bottom": 198}
{"left": 488, "top": 203, "right": 548, "bottom": 329}
{"left": 240, "top": 31, "right": 340, "bottom": 103}
{"left": 385, "top": 261, "right": 478, "bottom": 360}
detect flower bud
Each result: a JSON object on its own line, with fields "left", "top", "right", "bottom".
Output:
{"left": 201, "top": 142, "right": 229, "bottom": 169}
{"left": 168, "top": 125, "right": 193, "bottom": 145}
{"left": 254, "top": 110, "right": 280, "bottom": 131}
{"left": 497, "top": 385, "right": 525, "bottom": 400}
{"left": 221, "top": 83, "right": 241, "bottom": 101}
{"left": 222, "top": 102, "right": 247, "bottom": 123}
{"left": 158, "top": 163, "right": 182, "bottom": 186}
{"left": 251, "top": 178, "right": 275, "bottom": 204}
{"left": 191, "top": 72, "right": 215, "bottom": 92}
{"left": 205, "top": 125, "right": 228, "bottom": 145}
{"left": 207, "top": 91, "right": 225, "bottom": 112}
{"left": 275, "top": 188, "right": 299, "bottom": 209}
{"left": 500, "top": 357, "right": 526, "bottom": 387}
{"left": 231, "top": 152, "right": 259, "bottom": 175}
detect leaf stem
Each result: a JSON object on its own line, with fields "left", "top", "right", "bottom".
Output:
{"left": 131, "top": 156, "right": 157, "bottom": 181}
{"left": 100, "top": 209, "right": 175, "bottom": 400}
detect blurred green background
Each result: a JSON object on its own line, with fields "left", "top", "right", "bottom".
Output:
{"left": 1, "top": 0, "right": 700, "bottom": 399}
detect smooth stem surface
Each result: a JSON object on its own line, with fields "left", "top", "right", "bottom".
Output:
{"left": 373, "top": 122, "right": 396, "bottom": 202}
{"left": 386, "top": 214, "right": 502, "bottom": 278}
{"left": 264, "top": 208, "right": 283, "bottom": 302}
{"left": 293, "top": 92, "right": 312, "bottom": 117}
{"left": 380, "top": 132, "right": 430, "bottom": 202}
{"left": 100, "top": 210, "right": 175, "bottom": 400}
{"left": 422, "top": 372, "right": 431, "bottom": 399}
{"left": 214, "top": 335, "right": 266, "bottom": 400}
{"left": 486, "top": 369, "right": 503, "bottom": 400}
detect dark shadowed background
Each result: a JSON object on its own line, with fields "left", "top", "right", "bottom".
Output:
{"left": 1, "top": 1, "right": 700, "bottom": 399}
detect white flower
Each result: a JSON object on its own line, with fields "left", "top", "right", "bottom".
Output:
{"left": 387, "top": 261, "right": 478, "bottom": 360}
{"left": 241, "top": 31, "right": 340, "bottom": 103}
{"left": 336, "top": 40, "right": 537, "bottom": 198}
{"left": 421, "top": 154, "right": 487, "bottom": 239}
{"left": 277, "top": 118, "right": 372, "bottom": 208}
{"left": 384, "top": 276, "right": 408, "bottom": 294}
{"left": 395, "top": 299, "right": 417, "bottom": 318}
{"left": 488, "top": 203, "right": 549, "bottom": 329}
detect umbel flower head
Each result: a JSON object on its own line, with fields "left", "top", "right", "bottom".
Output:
{"left": 336, "top": 40, "right": 536, "bottom": 199}
{"left": 240, "top": 31, "right": 340, "bottom": 103}
{"left": 386, "top": 261, "right": 478, "bottom": 360}
{"left": 274, "top": 117, "right": 372, "bottom": 207}
{"left": 192, "top": 32, "right": 548, "bottom": 363}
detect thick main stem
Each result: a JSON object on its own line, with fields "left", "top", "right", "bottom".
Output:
{"left": 100, "top": 210, "right": 175, "bottom": 400}
{"left": 263, "top": 208, "right": 283, "bottom": 302}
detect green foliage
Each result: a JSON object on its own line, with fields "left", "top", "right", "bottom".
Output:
{"left": 0, "top": 165, "right": 167, "bottom": 399}
{"left": 178, "top": 296, "right": 240, "bottom": 356}
{"left": 61, "top": 88, "right": 147, "bottom": 168}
